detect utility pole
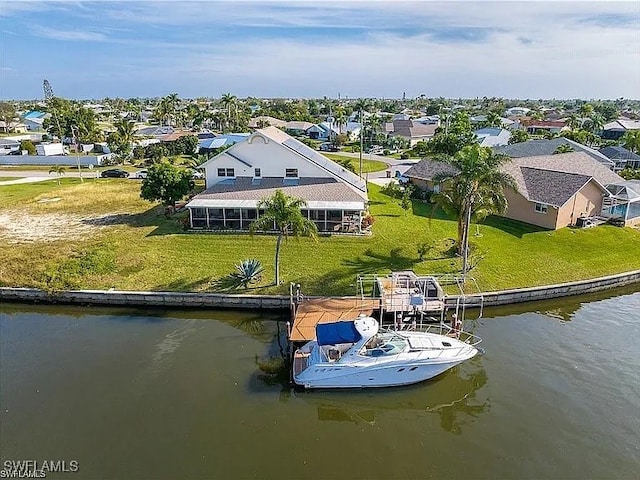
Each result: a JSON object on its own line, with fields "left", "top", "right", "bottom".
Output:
{"left": 359, "top": 108, "right": 364, "bottom": 179}
{"left": 71, "top": 125, "right": 83, "bottom": 183}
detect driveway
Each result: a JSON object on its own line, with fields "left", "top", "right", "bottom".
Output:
{"left": 329, "top": 151, "right": 419, "bottom": 184}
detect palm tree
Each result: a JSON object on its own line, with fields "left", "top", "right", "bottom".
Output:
{"left": 249, "top": 190, "right": 317, "bottom": 286}
{"left": 622, "top": 130, "right": 640, "bottom": 153}
{"left": 486, "top": 111, "right": 502, "bottom": 128}
{"left": 588, "top": 113, "right": 605, "bottom": 135}
{"left": 221, "top": 93, "right": 237, "bottom": 132}
{"left": 431, "top": 144, "right": 516, "bottom": 274}
{"left": 113, "top": 118, "right": 135, "bottom": 160}
{"left": 566, "top": 114, "right": 580, "bottom": 130}
{"left": 48, "top": 165, "right": 65, "bottom": 184}
{"left": 353, "top": 98, "right": 369, "bottom": 178}
{"left": 333, "top": 104, "right": 346, "bottom": 134}
{"left": 553, "top": 144, "right": 574, "bottom": 154}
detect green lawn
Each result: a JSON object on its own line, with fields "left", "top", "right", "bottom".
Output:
{"left": 1, "top": 180, "right": 639, "bottom": 295}
{"left": 323, "top": 154, "right": 388, "bottom": 173}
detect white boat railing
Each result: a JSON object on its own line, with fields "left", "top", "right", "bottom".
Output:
{"left": 385, "top": 323, "right": 482, "bottom": 347}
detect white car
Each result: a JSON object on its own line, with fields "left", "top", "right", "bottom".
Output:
{"left": 132, "top": 169, "right": 148, "bottom": 179}
{"left": 191, "top": 170, "right": 204, "bottom": 179}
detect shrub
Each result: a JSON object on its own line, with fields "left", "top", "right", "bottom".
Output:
{"left": 400, "top": 152, "right": 409, "bottom": 159}
{"left": 361, "top": 213, "right": 375, "bottom": 229}
{"left": 380, "top": 182, "right": 403, "bottom": 198}
{"left": 20, "top": 140, "right": 36, "bottom": 155}
{"left": 231, "top": 258, "right": 264, "bottom": 289}
{"left": 417, "top": 242, "right": 433, "bottom": 261}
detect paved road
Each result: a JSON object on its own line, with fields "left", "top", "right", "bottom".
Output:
{"left": 328, "top": 151, "right": 419, "bottom": 185}
{"left": 0, "top": 169, "right": 103, "bottom": 185}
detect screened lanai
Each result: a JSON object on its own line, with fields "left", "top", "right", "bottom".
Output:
{"left": 602, "top": 180, "right": 640, "bottom": 227}
{"left": 185, "top": 177, "right": 369, "bottom": 234}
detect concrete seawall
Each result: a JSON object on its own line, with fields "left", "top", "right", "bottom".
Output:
{"left": 1, "top": 270, "right": 639, "bottom": 311}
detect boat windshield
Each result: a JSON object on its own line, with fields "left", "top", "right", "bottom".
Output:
{"left": 362, "top": 334, "right": 407, "bottom": 357}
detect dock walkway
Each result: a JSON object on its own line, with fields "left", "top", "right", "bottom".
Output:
{"left": 289, "top": 297, "right": 380, "bottom": 343}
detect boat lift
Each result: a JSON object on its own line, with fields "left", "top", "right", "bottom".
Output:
{"left": 356, "top": 271, "right": 484, "bottom": 329}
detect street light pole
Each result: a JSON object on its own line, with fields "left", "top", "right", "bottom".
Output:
{"left": 359, "top": 108, "right": 364, "bottom": 179}
{"left": 71, "top": 125, "right": 83, "bottom": 183}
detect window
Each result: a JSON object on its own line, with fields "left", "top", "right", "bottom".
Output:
{"left": 254, "top": 168, "right": 261, "bottom": 178}
{"left": 285, "top": 168, "right": 298, "bottom": 178}
{"left": 217, "top": 168, "right": 235, "bottom": 177}
{"left": 534, "top": 203, "right": 548, "bottom": 214}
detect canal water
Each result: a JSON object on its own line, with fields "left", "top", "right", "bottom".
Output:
{"left": 1, "top": 287, "right": 639, "bottom": 480}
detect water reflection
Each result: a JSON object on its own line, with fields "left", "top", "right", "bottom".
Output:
{"left": 289, "top": 357, "right": 489, "bottom": 434}
{"left": 483, "top": 283, "right": 640, "bottom": 322}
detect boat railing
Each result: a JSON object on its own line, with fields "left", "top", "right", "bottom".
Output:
{"left": 389, "top": 323, "right": 482, "bottom": 347}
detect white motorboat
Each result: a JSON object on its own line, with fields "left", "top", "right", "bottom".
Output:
{"left": 293, "top": 315, "right": 481, "bottom": 389}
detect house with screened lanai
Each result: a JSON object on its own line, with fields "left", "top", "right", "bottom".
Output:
{"left": 186, "top": 126, "right": 369, "bottom": 233}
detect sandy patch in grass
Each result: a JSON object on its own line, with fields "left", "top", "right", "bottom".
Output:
{"left": 0, "top": 211, "right": 129, "bottom": 244}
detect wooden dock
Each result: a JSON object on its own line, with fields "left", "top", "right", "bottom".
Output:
{"left": 289, "top": 297, "right": 380, "bottom": 343}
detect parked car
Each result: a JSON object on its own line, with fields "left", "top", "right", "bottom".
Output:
{"left": 132, "top": 169, "right": 148, "bottom": 179}
{"left": 191, "top": 170, "right": 204, "bottom": 179}
{"left": 100, "top": 168, "right": 129, "bottom": 178}
{"left": 319, "top": 142, "right": 339, "bottom": 152}
{"left": 368, "top": 146, "right": 384, "bottom": 155}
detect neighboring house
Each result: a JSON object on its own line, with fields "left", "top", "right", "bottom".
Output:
{"left": 248, "top": 116, "right": 287, "bottom": 129}
{"left": 385, "top": 120, "right": 437, "bottom": 146}
{"left": 521, "top": 119, "right": 568, "bottom": 135}
{"left": 500, "top": 153, "right": 624, "bottom": 229}
{"left": 306, "top": 123, "right": 337, "bottom": 141}
{"left": 601, "top": 180, "right": 640, "bottom": 227}
{"left": 494, "top": 138, "right": 615, "bottom": 170}
{"left": 284, "top": 121, "right": 315, "bottom": 135}
{"left": 198, "top": 134, "right": 250, "bottom": 155}
{"left": 413, "top": 115, "right": 440, "bottom": 125}
{"left": 22, "top": 111, "right": 49, "bottom": 131}
{"left": 135, "top": 126, "right": 174, "bottom": 137}
{"left": 404, "top": 151, "right": 623, "bottom": 230}
{"left": 0, "top": 139, "right": 20, "bottom": 154}
{"left": 160, "top": 130, "right": 196, "bottom": 142}
{"left": 601, "top": 119, "right": 640, "bottom": 140}
{"left": 307, "top": 121, "right": 361, "bottom": 141}
{"left": 598, "top": 146, "right": 640, "bottom": 171}
{"left": 474, "top": 127, "right": 511, "bottom": 147}
{"left": 186, "top": 126, "right": 369, "bottom": 233}
{"left": 505, "top": 107, "right": 530, "bottom": 117}
{"left": 403, "top": 160, "right": 458, "bottom": 193}
{"left": 0, "top": 121, "right": 28, "bottom": 133}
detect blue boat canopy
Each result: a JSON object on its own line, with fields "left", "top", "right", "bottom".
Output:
{"left": 316, "top": 321, "right": 361, "bottom": 346}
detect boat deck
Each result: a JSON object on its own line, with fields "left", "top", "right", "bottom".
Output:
{"left": 290, "top": 297, "right": 380, "bottom": 343}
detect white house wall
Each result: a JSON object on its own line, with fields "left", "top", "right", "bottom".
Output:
{"left": 205, "top": 135, "right": 344, "bottom": 186}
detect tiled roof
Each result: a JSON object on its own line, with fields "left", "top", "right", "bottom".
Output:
{"left": 190, "top": 177, "right": 366, "bottom": 203}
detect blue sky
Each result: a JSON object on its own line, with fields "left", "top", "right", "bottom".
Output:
{"left": 1, "top": 1, "right": 639, "bottom": 100}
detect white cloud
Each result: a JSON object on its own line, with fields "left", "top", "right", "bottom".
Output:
{"left": 31, "top": 26, "right": 107, "bottom": 41}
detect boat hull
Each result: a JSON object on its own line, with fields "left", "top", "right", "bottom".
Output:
{"left": 294, "top": 351, "right": 476, "bottom": 389}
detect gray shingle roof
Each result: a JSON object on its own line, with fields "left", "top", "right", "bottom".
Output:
{"left": 598, "top": 146, "right": 640, "bottom": 161}
{"left": 495, "top": 138, "right": 614, "bottom": 167}
{"left": 404, "top": 160, "right": 459, "bottom": 180}
{"left": 194, "top": 177, "right": 366, "bottom": 203}
{"left": 520, "top": 167, "right": 591, "bottom": 206}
